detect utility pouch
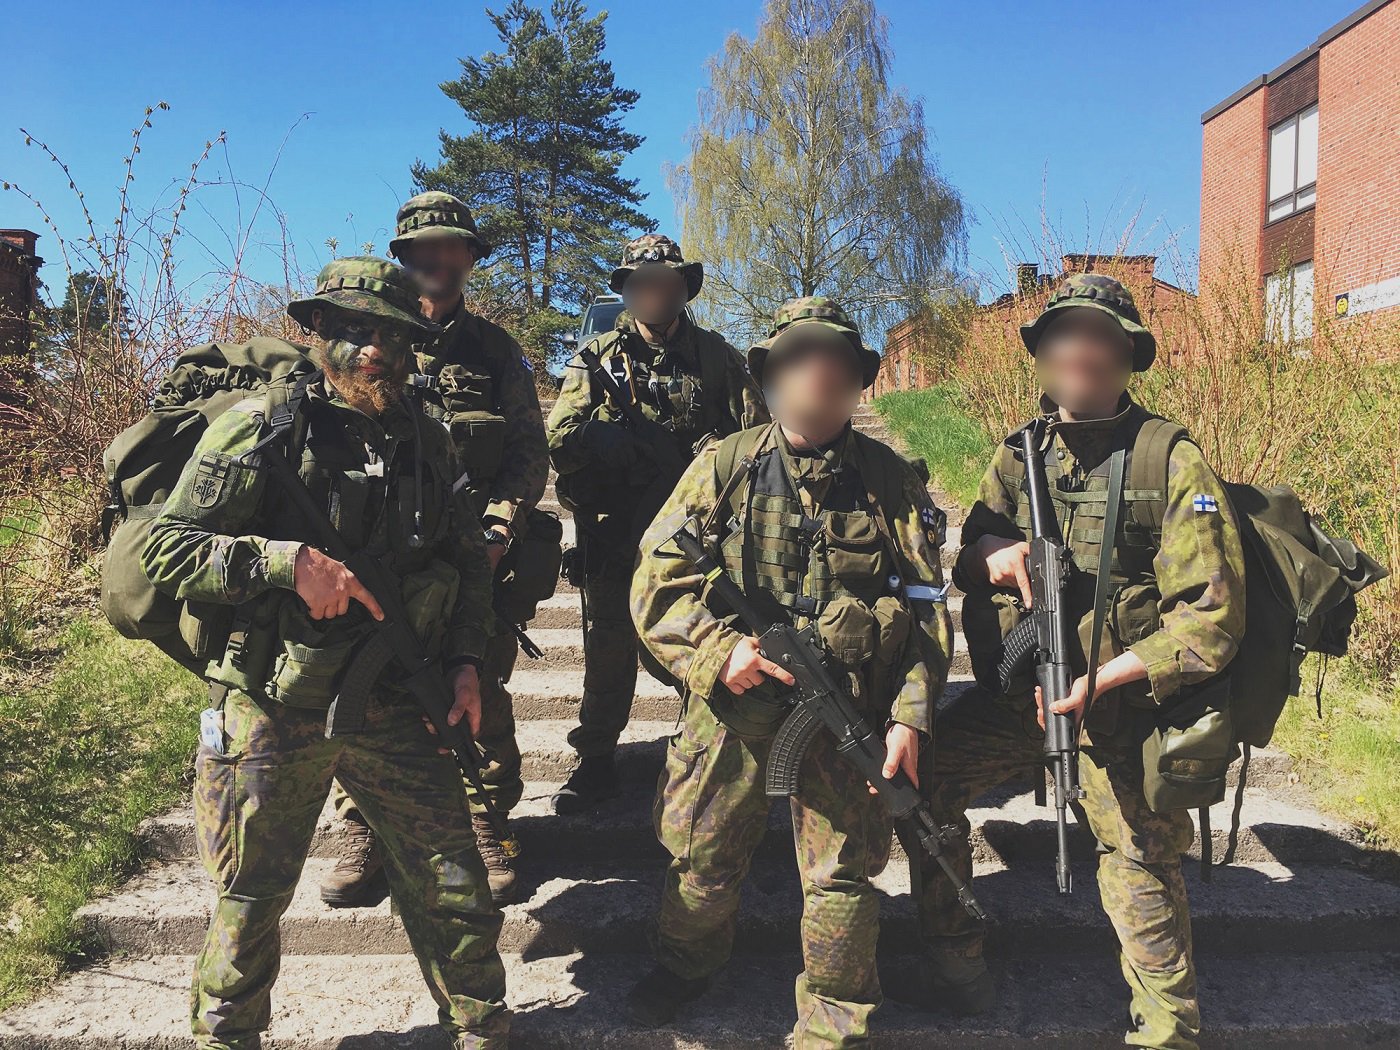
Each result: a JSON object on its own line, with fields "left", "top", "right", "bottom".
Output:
{"left": 1142, "top": 675, "right": 1238, "bottom": 813}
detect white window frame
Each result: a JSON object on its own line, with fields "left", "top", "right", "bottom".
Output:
{"left": 1265, "top": 260, "right": 1315, "bottom": 343}
{"left": 1267, "top": 104, "right": 1318, "bottom": 223}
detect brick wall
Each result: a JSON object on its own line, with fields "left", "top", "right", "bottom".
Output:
{"left": 1200, "top": 88, "right": 1268, "bottom": 296}
{"left": 1315, "top": 0, "right": 1400, "bottom": 304}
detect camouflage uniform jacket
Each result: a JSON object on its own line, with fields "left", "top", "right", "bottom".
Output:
{"left": 547, "top": 312, "right": 768, "bottom": 487}
{"left": 954, "top": 395, "right": 1245, "bottom": 729}
{"left": 416, "top": 299, "right": 548, "bottom": 531}
{"left": 142, "top": 375, "right": 495, "bottom": 678}
{"left": 633, "top": 423, "right": 956, "bottom": 737}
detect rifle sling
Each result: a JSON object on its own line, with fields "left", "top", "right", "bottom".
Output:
{"left": 1082, "top": 448, "right": 1125, "bottom": 720}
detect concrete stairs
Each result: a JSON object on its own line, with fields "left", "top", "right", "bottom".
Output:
{"left": 3, "top": 402, "right": 1398, "bottom": 1048}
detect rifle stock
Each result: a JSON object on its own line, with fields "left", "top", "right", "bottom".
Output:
{"left": 670, "top": 520, "right": 986, "bottom": 921}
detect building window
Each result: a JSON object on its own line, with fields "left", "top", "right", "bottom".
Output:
{"left": 1265, "top": 260, "right": 1315, "bottom": 342}
{"left": 1267, "top": 104, "right": 1318, "bottom": 223}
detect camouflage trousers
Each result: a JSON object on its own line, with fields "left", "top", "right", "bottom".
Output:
{"left": 916, "top": 686, "right": 1198, "bottom": 1050}
{"left": 567, "top": 568, "right": 640, "bottom": 758}
{"left": 192, "top": 687, "right": 508, "bottom": 1050}
{"left": 653, "top": 698, "right": 893, "bottom": 1048}
{"left": 334, "top": 630, "right": 524, "bottom": 820}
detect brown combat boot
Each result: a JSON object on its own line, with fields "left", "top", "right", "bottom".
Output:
{"left": 319, "top": 813, "right": 386, "bottom": 908}
{"left": 472, "top": 813, "right": 519, "bottom": 905}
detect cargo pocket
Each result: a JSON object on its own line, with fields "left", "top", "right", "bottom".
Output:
{"left": 192, "top": 697, "right": 250, "bottom": 888}
{"left": 1142, "top": 675, "right": 1237, "bottom": 813}
{"left": 448, "top": 411, "right": 507, "bottom": 485}
{"left": 654, "top": 724, "right": 710, "bottom": 863}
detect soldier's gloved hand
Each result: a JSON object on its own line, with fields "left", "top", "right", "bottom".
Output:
{"left": 719, "top": 636, "right": 797, "bottom": 694}
{"left": 293, "top": 546, "right": 386, "bottom": 621}
{"left": 977, "top": 535, "right": 1033, "bottom": 607}
{"left": 872, "top": 722, "right": 920, "bottom": 795}
{"left": 578, "top": 419, "right": 637, "bottom": 470}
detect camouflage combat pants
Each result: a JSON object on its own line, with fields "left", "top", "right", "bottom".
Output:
{"left": 916, "top": 686, "right": 1198, "bottom": 1050}
{"left": 192, "top": 687, "right": 508, "bottom": 1050}
{"left": 653, "top": 698, "right": 893, "bottom": 1048}
{"left": 567, "top": 567, "right": 639, "bottom": 758}
{"left": 333, "top": 630, "right": 524, "bottom": 820}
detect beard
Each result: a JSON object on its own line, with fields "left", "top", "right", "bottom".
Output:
{"left": 319, "top": 342, "right": 411, "bottom": 415}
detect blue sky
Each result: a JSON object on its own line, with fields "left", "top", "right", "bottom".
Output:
{"left": 0, "top": 0, "right": 1362, "bottom": 308}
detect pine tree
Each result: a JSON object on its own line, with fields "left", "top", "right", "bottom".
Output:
{"left": 414, "top": 0, "right": 655, "bottom": 325}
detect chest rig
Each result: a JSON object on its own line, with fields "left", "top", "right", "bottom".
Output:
{"left": 710, "top": 427, "right": 898, "bottom": 628}
{"left": 413, "top": 310, "right": 507, "bottom": 513}
{"left": 597, "top": 327, "right": 723, "bottom": 450}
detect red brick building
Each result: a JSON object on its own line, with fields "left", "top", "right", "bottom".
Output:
{"left": 1199, "top": 0, "right": 1400, "bottom": 341}
{"left": 873, "top": 255, "right": 1196, "bottom": 399}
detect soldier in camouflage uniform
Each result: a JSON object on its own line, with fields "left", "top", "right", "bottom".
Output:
{"left": 320, "top": 192, "right": 548, "bottom": 906}
{"left": 143, "top": 257, "right": 509, "bottom": 1049}
{"left": 628, "top": 297, "right": 956, "bottom": 1046}
{"left": 914, "top": 274, "right": 1246, "bottom": 1050}
{"left": 546, "top": 234, "right": 767, "bottom": 812}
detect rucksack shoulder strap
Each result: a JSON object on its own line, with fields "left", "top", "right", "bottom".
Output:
{"left": 1128, "top": 416, "right": 1189, "bottom": 536}
{"left": 700, "top": 423, "right": 776, "bottom": 539}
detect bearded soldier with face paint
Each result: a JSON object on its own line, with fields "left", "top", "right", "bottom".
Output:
{"left": 546, "top": 234, "right": 767, "bottom": 812}
{"left": 626, "top": 296, "right": 956, "bottom": 1046}
{"left": 913, "top": 274, "right": 1246, "bottom": 1050}
{"left": 319, "top": 192, "right": 548, "bottom": 907}
{"left": 141, "top": 257, "right": 510, "bottom": 1049}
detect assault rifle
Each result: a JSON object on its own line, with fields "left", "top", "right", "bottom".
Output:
{"left": 670, "top": 519, "right": 986, "bottom": 921}
{"left": 994, "top": 418, "right": 1093, "bottom": 894}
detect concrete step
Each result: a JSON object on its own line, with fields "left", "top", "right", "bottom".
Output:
{"left": 138, "top": 734, "right": 1316, "bottom": 872}
{"left": 8, "top": 949, "right": 1398, "bottom": 1049}
{"left": 73, "top": 848, "right": 1400, "bottom": 960}
{"left": 509, "top": 627, "right": 975, "bottom": 680}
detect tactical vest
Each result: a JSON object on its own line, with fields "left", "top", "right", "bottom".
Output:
{"left": 702, "top": 424, "right": 917, "bottom": 736}
{"left": 994, "top": 403, "right": 1192, "bottom": 727}
{"left": 592, "top": 323, "right": 731, "bottom": 451}
{"left": 416, "top": 309, "right": 510, "bottom": 515}
{"left": 208, "top": 387, "right": 462, "bottom": 710}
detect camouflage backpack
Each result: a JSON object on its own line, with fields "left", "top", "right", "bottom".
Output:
{"left": 99, "top": 338, "right": 315, "bottom": 673}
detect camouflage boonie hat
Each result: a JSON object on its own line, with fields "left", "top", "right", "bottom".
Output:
{"left": 388, "top": 191, "right": 493, "bottom": 261}
{"left": 608, "top": 234, "right": 703, "bottom": 300}
{"left": 1020, "top": 273, "right": 1157, "bottom": 371}
{"left": 286, "top": 257, "right": 440, "bottom": 335}
{"left": 748, "top": 296, "right": 880, "bottom": 389}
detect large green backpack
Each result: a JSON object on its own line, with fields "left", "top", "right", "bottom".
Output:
{"left": 1117, "top": 420, "right": 1388, "bottom": 817}
{"left": 99, "top": 338, "right": 315, "bottom": 674}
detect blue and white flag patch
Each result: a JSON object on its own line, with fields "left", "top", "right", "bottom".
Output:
{"left": 1192, "top": 493, "right": 1218, "bottom": 514}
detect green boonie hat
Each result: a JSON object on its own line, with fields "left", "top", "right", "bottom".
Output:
{"left": 748, "top": 295, "right": 880, "bottom": 389}
{"left": 286, "top": 257, "right": 440, "bottom": 335}
{"left": 388, "top": 191, "right": 493, "bottom": 262}
{"left": 1020, "top": 273, "right": 1157, "bottom": 371}
{"left": 608, "top": 234, "right": 703, "bottom": 300}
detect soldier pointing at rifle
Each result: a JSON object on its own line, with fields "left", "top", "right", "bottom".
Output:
{"left": 142, "top": 257, "right": 510, "bottom": 1049}
{"left": 627, "top": 296, "right": 958, "bottom": 1046}
{"left": 545, "top": 234, "right": 767, "bottom": 812}
{"left": 915, "top": 274, "right": 1246, "bottom": 1050}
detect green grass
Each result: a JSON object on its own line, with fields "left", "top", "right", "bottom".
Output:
{"left": 0, "top": 616, "right": 204, "bottom": 1010}
{"left": 1270, "top": 657, "right": 1400, "bottom": 851}
{"left": 875, "top": 386, "right": 996, "bottom": 508}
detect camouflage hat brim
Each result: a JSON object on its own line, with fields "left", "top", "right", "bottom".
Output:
{"left": 286, "top": 288, "right": 439, "bottom": 335}
{"left": 749, "top": 318, "right": 880, "bottom": 389}
{"left": 608, "top": 260, "right": 704, "bottom": 300}
{"left": 388, "top": 224, "right": 493, "bottom": 262}
{"left": 1020, "top": 300, "right": 1157, "bottom": 371}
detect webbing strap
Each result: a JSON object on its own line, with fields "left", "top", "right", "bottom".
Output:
{"left": 1220, "top": 743, "right": 1250, "bottom": 868}
{"left": 1083, "top": 448, "right": 1125, "bottom": 719}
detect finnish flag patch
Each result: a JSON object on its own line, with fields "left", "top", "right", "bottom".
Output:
{"left": 1192, "top": 493, "right": 1218, "bottom": 514}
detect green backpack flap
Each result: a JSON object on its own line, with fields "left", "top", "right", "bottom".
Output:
{"left": 99, "top": 337, "right": 315, "bottom": 674}
{"left": 1127, "top": 421, "right": 1389, "bottom": 819}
